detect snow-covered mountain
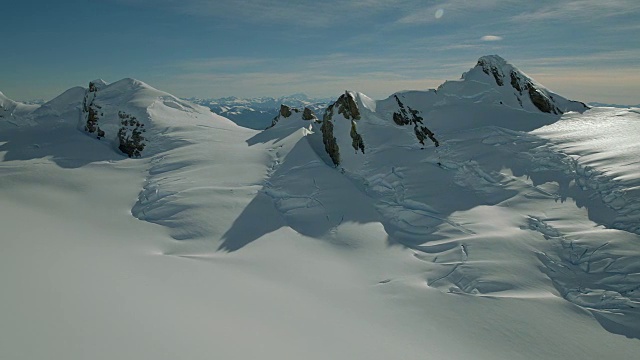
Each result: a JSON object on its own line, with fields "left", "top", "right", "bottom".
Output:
{"left": 2, "top": 55, "right": 640, "bottom": 360}
{"left": 269, "top": 55, "right": 589, "bottom": 168}
{"left": 0, "top": 91, "right": 39, "bottom": 120}
{"left": 187, "top": 93, "right": 331, "bottom": 129}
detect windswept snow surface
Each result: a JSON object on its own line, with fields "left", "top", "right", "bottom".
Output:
{"left": 2, "top": 72, "right": 640, "bottom": 359}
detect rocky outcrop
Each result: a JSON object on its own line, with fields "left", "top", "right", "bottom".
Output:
{"left": 510, "top": 71, "right": 524, "bottom": 94}
{"left": 321, "top": 113, "right": 340, "bottom": 166}
{"left": 302, "top": 107, "right": 317, "bottom": 121}
{"left": 392, "top": 95, "right": 439, "bottom": 147}
{"left": 334, "top": 92, "right": 360, "bottom": 120}
{"left": 350, "top": 121, "right": 365, "bottom": 154}
{"left": 267, "top": 105, "right": 317, "bottom": 129}
{"left": 82, "top": 81, "right": 105, "bottom": 139}
{"left": 79, "top": 80, "right": 150, "bottom": 157}
{"left": 478, "top": 57, "right": 505, "bottom": 86}
{"left": 117, "top": 111, "right": 146, "bottom": 158}
{"left": 320, "top": 91, "right": 364, "bottom": 165}
{"left": 279, "top": 104, "right": 294, "bottom": 118}
{"left": 528, "top": 86, "right": 556, "bottom": 114}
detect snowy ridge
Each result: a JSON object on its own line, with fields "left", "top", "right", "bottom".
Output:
{"left": 32, "top": 86, "right": 85, "bottom": 118}
{"left": 0, "top": 91, "right": 39, "bottom": 123}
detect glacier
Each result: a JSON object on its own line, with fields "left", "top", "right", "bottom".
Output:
{"left": 1, "top": 55, "right": 639, "bottom": 359}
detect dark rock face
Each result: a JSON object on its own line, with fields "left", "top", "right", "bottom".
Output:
{"left": 320, "top": 92, "right": 363, "bottom": 166}
{"left": 334, "top": 92, "right": 360, "bottom": 120}
{"left": 392, "top": 95, "right": 439, "bottom": 147}
{"left": 321, "top": 112, "right": 340, "bottom": 166}
{"left": 478, "top": 58, "right": 505, "bottom": 86}
{"left": 267, "top": 116, "right": 279, "bottom": 129}
{"left": 302, "top": 107, "right": 317, "bottom": 121}
{"left": 85, "top": 106, "right": 100, "bottom": 133}
{"left": 510, "top": 71, "right": 524, "bottom": 93}
{"left": 267, "top": 105, "right": 318, "bottom": 129}
{"left": 117, "top": 111, "right": 146, "bottom": 158}
{"left": 279, "top": 104, "right": 292, "bottom": 118}
{"left": 350, "top": 121, "right": 365, "bottom": 154}
{"left": 528, "top": 86, "right": 558, "bottom": 114}
{"left": 507, "top": 70, "right": 560, "bottom": 114}
{"left": 321, "top": 96, "right": 350, "bottom": 166}
{"left": 82, "top": 81, "right": 105, "bottom": 139}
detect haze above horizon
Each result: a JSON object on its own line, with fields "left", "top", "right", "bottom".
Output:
{"left": 2, "top": 0, "right": 639, "bottom": 104}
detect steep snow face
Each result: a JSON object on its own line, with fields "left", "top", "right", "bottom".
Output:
{"left": 460, "top": 55, "right": 589, "bottom": 114}
{"left": 31, "top": 86, "right": 85, "bottom": 119}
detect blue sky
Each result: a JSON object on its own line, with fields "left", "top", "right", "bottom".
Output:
{"left": 2, "top": 0, "right": 639, "bottom": 103}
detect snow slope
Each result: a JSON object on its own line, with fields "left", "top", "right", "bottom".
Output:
{"left": 1, "top": 56, "right": 640, "bottom": 359}
{"left": 0, "top": 91, "right": 39, "bottom": 123}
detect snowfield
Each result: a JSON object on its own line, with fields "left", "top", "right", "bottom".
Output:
{"left": 1, "top": 56, "right": 639, "bottom": 359}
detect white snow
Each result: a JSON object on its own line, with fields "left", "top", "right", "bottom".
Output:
{"left": 0, "top": 91, "right": 39, "bottom": 122}
{"left": 2, "top": 64, "right": 640, "bottom": 359}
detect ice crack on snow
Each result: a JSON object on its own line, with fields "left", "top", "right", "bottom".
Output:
{"left": 529, "top": 216, "right": 640, "bottom": 337}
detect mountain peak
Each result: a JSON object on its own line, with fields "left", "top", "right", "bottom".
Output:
{"left": 283, "top": 92, "right": 309, "bottom": 101}
{"left": 459, "top": 54, "right": 588, "bottom": 114}
{"left": 476, "top": 54, "right": 509, "bottom": 70}
{"left": 470, "top": 54, "right": 518, "bottom": 87}
{"left": 89, "top": 79, "right": 109, "bottom": 91}
{"left": 0, "top": 90, "right": 39, "bottom": 118}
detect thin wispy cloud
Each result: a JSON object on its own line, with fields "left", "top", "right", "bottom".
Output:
{"left": 114, "top": 0, "right": 410, "bottom": 27}
{"left": 170, "top": 58, "right": 270, "bottom": 72}
{"left": 396, "top": 0, "right": 508, "bottom": 25}
{"left": 167, "top": 52, "right": 464, "bottom": 81}
{"left": 511, "top": 0, "right": 640, "bottom": 23}
{"left": 513, "top": 49, "right": 640, "bottom": 68}
{"left": 480, "top": 35, "right": 503, "bottom": 41}
{"left": 163, "top": 70, "right": 445, "bottom": 99}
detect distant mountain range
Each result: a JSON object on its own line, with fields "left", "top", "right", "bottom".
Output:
{"left": 588, "top": 102, "right": 640, "bottom": 108}
{"left": 185, "top": 93, "right": 333, "bottom": 129}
